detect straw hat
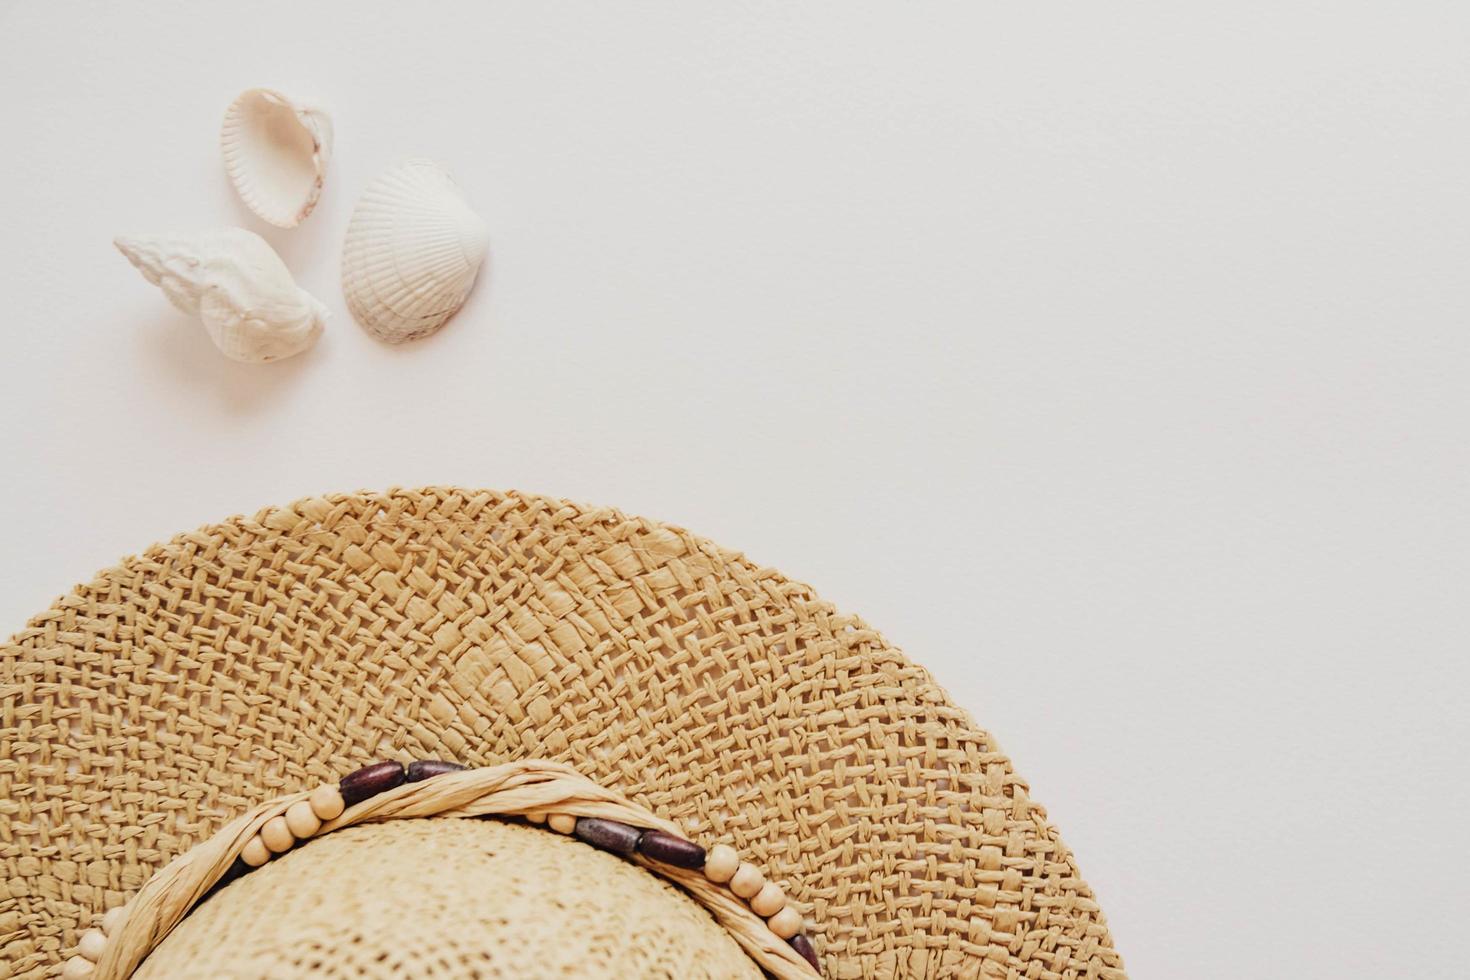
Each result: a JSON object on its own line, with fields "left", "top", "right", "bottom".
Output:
{"left": 0, "top": 488, "right": 1127, "bottom": 979}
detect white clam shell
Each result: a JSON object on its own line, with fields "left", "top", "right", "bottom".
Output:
{"left": 341, "top": 159, "right": 489, "bottom": 343}
{"left": 221, "top": 88, "right": 332, "bottom": 228}
{"left": 115, "top": 228, "right": 327, "bottom": 363}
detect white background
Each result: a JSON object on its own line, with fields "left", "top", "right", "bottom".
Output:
{"left": 2, "top": 3, "right": 1467, "bottom": 977}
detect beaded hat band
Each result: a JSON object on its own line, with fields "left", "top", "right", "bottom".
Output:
{"left": 64, "top": 759, "right": 821, "bottom": 980}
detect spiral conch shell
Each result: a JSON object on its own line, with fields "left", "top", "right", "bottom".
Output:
{"left": 342, "top": 159, "right": 489, "bottom": 343}
{"left": 114, "top": 228, "right": 327, "bottom": 363}
{"left": 221, "top": 88, "right": 332, "bottom": 228}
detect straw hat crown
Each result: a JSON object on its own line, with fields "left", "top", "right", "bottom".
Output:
{"left": 134, "top": 820, "right": 763, "bottom": 978}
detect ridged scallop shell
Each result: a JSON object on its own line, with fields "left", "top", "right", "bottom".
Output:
{"left": 221, "top": 88, "right": 332, "bottom": 228}
{"left": 115, "top": 228, "right": 327, "bottom": 363}
{"left": 341, "top": 159, "right": 489, "bottom": 343}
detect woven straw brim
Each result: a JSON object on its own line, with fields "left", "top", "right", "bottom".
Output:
{"left": 135, "top": 819, "right": 763, "bottom": 979}
{"left": 0, "top": 487, "right": 1126, "bottom": 979}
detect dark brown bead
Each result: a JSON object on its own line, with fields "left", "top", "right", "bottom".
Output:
{"left": 636, "top": 830, "right": 706, "bottom": 869}
{"left": 339, "top": 760, "right": 405, "bottom": 806}
{"left": 789, "top": 934, "right": 820, "bottom": 974}
{"left": 200, "top": 858, "right": 251, "bottom": 905}
{"left": 222, "top": 856, "right": 252, "bottom": 883}
{"left": 405, "top": 759, "right": 468, "bottom": 782}
{"left": 573, "top": 817, "right": 643, "bottom": 856}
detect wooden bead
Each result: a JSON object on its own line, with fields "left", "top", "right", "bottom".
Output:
{"left": 406, "top": 759, "right": 468, "bottom": 782}
{"left": 285, "top": 799, "right": 322, "bottom": 838}
{"left": 704, "top": 844, "right": 739, "bottom": 883}
{"left": 241, "top": 836, "right": 271, "bottom": 867}
{"left": 101, "top": 906, "right": 126, "bottom": 936}
{"left": 730, "top": 862, "right": 765, "bottom": 899}
{"left": 61, "top": 957, "right": 93, "bottom": 979}
{"left": 769, "top": 906, "right": 803, "bottom": 940}
{"left": 77, "top": 928, "right": 107, "bottom": 961}
{"left": 789, "top": 933, "right": 820, "bottom": 974}
{"left": 548, "top": 813, "right": 577, "bottom": 834}
{"left": 261, "top": 816, "right": 294, "bottom": 853}
{"left": 750, "top": 880, "right": 787, "bottom": 917}
{"left": 573, "top": 817, "right": 643, "bottom": 856}
{"left": 339, "top": 760, "right": 405, "bottom": 806}
{"left": 308, "top": 784, "right": 345, "bottom": 821}
{"left": 525, "top": 811, "right": 547, "bottom": 824}
{"left": 637, "top": 830, "right": 706, "bottom": 869}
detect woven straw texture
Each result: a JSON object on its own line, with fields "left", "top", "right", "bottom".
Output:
{"left": 1, "top": 487, "right": 1126, "bottom": 979}
{"left": 135, "top": 819, "right": 763, "bottom": 979}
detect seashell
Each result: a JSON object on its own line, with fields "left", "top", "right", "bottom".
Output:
{"left": 221, "top": 88, "right": 332, "bottom": 228}
{"left": 341, "top": 159, "right": 489, "bottom": 343}
{"left": 115, "top": 227, "right": 327, "bottom": 363}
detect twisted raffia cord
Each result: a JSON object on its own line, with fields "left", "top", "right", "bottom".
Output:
{"left": 93, "top": 760, "right": 816, "bottom": 980}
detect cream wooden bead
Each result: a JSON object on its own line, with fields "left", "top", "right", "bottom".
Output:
{"left": 730, "top": 862, "right": 765, "bottom": 899}
{"left": 77, "top": 928, "right": 107, "bottom": 961}
{"left": 768, "top": 906, "right": 803, "bottom": 940}
{"left": 703, "top": 843, "right": 739, "bottom": 883}
{"left": 101, "top": 906, "right": 126, "bottom": 936}
{"left": 525, "top": 811, "right": 547, "bottom": 824}
{"left": 61, "top": 957, "right": 93, "bottom": 978}
{"left": 261, "top": 815, "right": 294, "bottom": 853}
{"left": 285, "top": 799, "right": 322, "bottom": 839}
{"left": 548, "top": 813, "right": 577, "bottom": 834}
{"left": 241, "top": 836, "right": 271, "bottom": 867}
{"left": 309, "top": 784, "right": 345, "bottom": 821}
{"left": 750, "top": 880, "right": 787, "bottom": 917}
